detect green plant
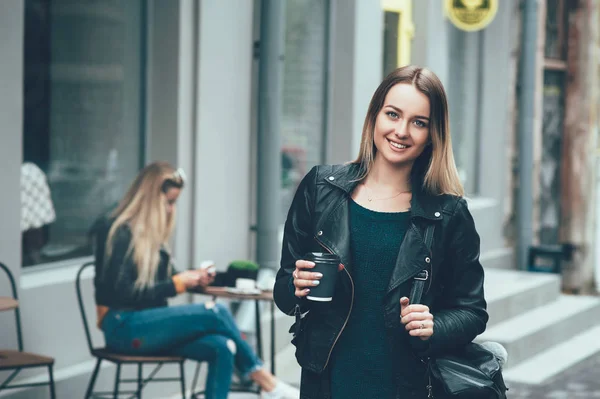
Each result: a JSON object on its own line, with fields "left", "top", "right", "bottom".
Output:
{"left": 228, "top": 260, "right": 259, "bottom": 271}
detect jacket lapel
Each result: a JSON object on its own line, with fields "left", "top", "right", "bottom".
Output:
{"left": 315, "top": 199, "right": 352, "bottom": 273}
{"left": 384, "top": 183, "right": 444, "bottom": 291}
{"left": 314, "top": 164, "right": 361, "bottom": 273}
{"left": 387, "top": 222, "right": 431, "bottom": 293}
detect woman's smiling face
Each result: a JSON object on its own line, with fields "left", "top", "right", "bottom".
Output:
{"left": 373, "top": 83, "right": 431, "bottom": 168}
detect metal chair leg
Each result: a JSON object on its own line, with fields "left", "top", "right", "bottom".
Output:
{"left": 48, "top": 365, "right": 56, "bottom": 399}
{"left": 179, "top": 361, "right": 187, "bottom": 399}
{"left": 113, "top": 363, "right": 121, "bottom": 399}
{"left": 85, "top": 359, "right": 102, "bottom": 399}
{"left": 191, "top": 362, "right": 202, "bottom": 398}
{"left": 137, "top": 363, "right": 143, "bottom": 399}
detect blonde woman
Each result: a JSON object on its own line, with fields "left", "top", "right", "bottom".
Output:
{"left": 274, "top": 66, "right": 488, "bottom": 398}
{"left": 94, "top": 162, "right": 298, "bottom": 399}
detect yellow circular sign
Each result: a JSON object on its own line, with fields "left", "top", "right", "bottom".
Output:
{"left": 445, "top": 0, "right": 498, "bottom": 32}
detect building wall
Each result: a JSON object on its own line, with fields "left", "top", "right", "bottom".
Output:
{"left": 351, "top": 0, "right": 384, "bottom": 155}
{"left": 560, "top": 0, "right": 599, "bottom": 293}
{"left": 326, "top": 0, "right": 357, "bottom": 164}
{"left": 412, "top": 0, "right": 516, "bottom": 269}
{"left": 593, "top": 0, "right": 600, "bottom": 293}
{"left": 327, "top": 0, "right": 383, "bottom": 164}
{"left": 0, "top": 0, "right": 24, "bottom": 355}
{"left": 412, "top": 0, "right": 450, "bottom": 86}
{"left": 193, "top": 0, "right": 254, "bottom": 272}
{"left": 475, "top": 0, "right": 515, "bottom": 263}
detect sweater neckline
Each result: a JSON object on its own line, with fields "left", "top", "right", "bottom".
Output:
{"left": 349, "top": 198, "right": 410, "bottom": 221}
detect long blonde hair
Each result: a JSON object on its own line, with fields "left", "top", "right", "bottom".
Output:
{"left": 353, "top": 65, "right": 464, "bottom": 197}
{"left": 106, "top": 161, "right": 185, "bottom": 290}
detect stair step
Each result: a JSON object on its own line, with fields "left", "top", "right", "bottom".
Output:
{"left": 476, "top": 294, "right": 600, "bottom": 367}
{"left": 503, "top": 324, "right": 600, "bottom": 384}
{"left": 484, "top": 269, "right": 560, "bottom": 327}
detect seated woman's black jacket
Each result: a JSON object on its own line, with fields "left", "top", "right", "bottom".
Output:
{"left": 273, "top": 163, "right": 489, "bottom": 399}
{"left": 93, "top": 218, "right": 179, "bottom": 310}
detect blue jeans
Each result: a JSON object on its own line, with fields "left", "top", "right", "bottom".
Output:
{"left": 101, "top": 302, "right": 263, "bottom": 399}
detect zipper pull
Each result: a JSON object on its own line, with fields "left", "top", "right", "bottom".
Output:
{"left": 427, "top": 374, "right": 433, "bottom": 398}
{"left": 293, "top": 304, "right": 302, "bottom": 336}
{"left": 425, "top": 358, "right": 434, "bottom": 398}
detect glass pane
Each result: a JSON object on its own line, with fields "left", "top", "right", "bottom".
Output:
{"left": 22, "top": 0, "right": 145, "bottom": 267}
{"left": 540, "top": 70, "right": 565, "bottom": 245}
{"left": 545, "top": 0, "right": 566, "bottom": 59}
{"left": 281, "top": 0, "right": 329, "bottom": 221}
{"left": 383, "top": 11, "right": 400, "bottom": 77}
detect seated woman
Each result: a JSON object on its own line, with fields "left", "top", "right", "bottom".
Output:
{"left": 94, "top": 161, "right": 298, "bottom": 399}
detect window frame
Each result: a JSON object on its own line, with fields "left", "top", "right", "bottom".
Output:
{"left": 381, "top": 0, "right": 414, "bottom": 69}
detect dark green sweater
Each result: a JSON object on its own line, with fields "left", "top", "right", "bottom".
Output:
{"left": 330, "top": 199, "right": 410, "bottom": 399}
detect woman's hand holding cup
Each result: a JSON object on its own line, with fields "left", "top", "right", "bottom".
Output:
{"left": 293, "top": 257, "right": 344, "bottom": 299}
{"left": 293, "top": 260, "right": 321, "bottom": 298}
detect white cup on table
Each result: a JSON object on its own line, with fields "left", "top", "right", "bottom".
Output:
{"left": 199, "top": 260, "right": 216, "bottom": 276}
{"left": 235, "top": 278, "right": 256, "bottom": 291}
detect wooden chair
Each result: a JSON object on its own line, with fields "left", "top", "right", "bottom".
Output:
{"left": 0, "top": 262, "right": 56, "bottom": 398}
{"left": 76, "top": 261, "right": 204, "bottom": 398}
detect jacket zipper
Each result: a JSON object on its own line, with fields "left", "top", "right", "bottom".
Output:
{"left": 315, "top": 236, "right": 354, "bottom": 371}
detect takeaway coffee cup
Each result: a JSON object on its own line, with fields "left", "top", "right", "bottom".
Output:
{"left": 304, "top": 252, "right": 340, "bottom": 302}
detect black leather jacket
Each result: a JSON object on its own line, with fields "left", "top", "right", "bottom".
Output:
{"left": 93, "top": 217, "right": 179, "bottom": 310}
{"left": 273, "top": 163, "right": 488, "bottom": 399}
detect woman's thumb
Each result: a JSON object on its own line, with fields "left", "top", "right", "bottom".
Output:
{"left": 400, "top": 297, "right": 410, "bottom": 309}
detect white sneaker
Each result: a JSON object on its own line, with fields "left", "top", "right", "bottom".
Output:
{"left": 261, "top": 380, "right": 300, "bottom": 399}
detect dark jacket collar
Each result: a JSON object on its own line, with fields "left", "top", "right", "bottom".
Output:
{"left": 321, "top": 162, "right": 443, "bottom": 221}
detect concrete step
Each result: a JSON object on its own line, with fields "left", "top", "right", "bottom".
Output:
{"left": 484, "top": 268, "right": 560, "bottom": 327}
{"left": 503, "top": 324, "right": 600, "bottom": 385}
{"left": 476, "top": 294, "right": 600, "bottom": 368}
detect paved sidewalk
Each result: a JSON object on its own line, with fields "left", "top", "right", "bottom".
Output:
{"left": 507, "top": 352, "right": 600, "bottom": 398}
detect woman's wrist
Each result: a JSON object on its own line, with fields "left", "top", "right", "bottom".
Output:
{"left": 172, "top": 275, "right": 187, "bottom": 294}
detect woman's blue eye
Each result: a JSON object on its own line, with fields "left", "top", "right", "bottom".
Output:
{"left": 414, "top": 120, "right": 427, "bottom": 128}
{"left": 386, "top": 111, "right": 399, "bottom": 119}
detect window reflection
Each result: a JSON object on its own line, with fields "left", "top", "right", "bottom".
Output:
{"left": 22, "top": 0, "right": 145, "bottom": 267}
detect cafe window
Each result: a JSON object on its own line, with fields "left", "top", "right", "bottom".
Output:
{"left": 544, "top": 0, "right": 569, "bottom": 61}
{"left": 280, "top": 0, "right": 330, "bottom": 221}
{"left": 382, "top": 0, "right": 414, "bottom": 76}
{"left": 22, "top": 0, "right": 146, "bottom": 267}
